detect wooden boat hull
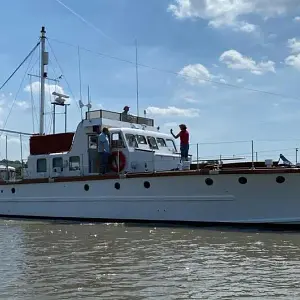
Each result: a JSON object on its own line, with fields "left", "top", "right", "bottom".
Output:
{"left": 0, "top": 170, "right": 300, "bottom": 226}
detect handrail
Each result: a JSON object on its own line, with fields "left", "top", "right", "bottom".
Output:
{"left": 85, "top": 109, "right": 154, "bottom": 126}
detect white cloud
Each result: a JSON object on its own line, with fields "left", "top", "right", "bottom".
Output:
{"left": 237, "top": 78, "right": 244, "bottom": 83}
{"left": 178, "top": 63, "right": 211, "bottom": 85}
{"left": 168, "top": 0, "right": 299, "bottom": 32}
{"left": 219, "top": 78, "right": 227, "bottom": 84}
{"left": 219, "top": 50, "right": 276, "bottom": 75}
{"left": 287, "top": 38, "right": 300, "bottom": 53}
{"left": 146, "top": 106, "right": 200, "bottom": 118}
{"left": 24, "top": 81, "right": 68, "bottom": 104}
{"left": 233, "top": 21, "right": 257, "bottom": 33}
{"left": 294, "top": 16, "right": 300, "bottom": 21}
{"left": 285, "top": 53, "right": 300, "bottom": 70}
{"left": 15, "top": 101, "right": 30, "bottom": 110}
{"left": 285, "top": 38, "right": 300, "bottom": 70}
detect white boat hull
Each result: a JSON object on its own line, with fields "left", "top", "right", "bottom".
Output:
{"left": 0, "top": 173, "right": 300, "bottom": 225}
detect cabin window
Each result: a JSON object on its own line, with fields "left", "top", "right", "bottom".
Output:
{"left": 111, "top": 132, "right": 124, "bottom": 148}
{"left": 136, "top": 135, "right": 147, "bottom": 145}
{"left": 88, "top": 135, "right": 98, "bottom": 149}
{"left": 147, "top": 136, "right": 159, "bottom": 150}
{"left": 37, "top": 158, "right": 47, "bottom": 173}
{"left": 125, "top": 133, "right": 138, "bottom": 148}
{"left": 69, "top": 156, "right": 80, "bottom": 171}
{"left": 166, "top": 139, "right": 177, "bottom": 152}
{"left": 52, "top": 157, "right": 63, "bottom": 169}
{"left": 156, "top": 138, "right": 167, "bottom": 147}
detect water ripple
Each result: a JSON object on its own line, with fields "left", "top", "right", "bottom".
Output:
{"left": 0, "top": 221, "right": 300, "bottom": 299}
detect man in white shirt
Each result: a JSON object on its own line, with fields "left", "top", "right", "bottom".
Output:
{"left": 98, "top": 127, "right": 110, "bottom": 174}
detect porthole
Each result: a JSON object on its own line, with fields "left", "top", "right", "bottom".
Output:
{"left": 276, "top": 176, "right": 285, "bottom": 184}
{"left": 238, "top": 177, "right": 247, "bottom": 184}
{"left": 11, "top": 188, "right": 15, "bottom": 194}
{"left": 144, "top": 181, "right": 150, "bottom": 189}
{"left": 205, "top": 178, "right": 213, "bottom": 186}
{"left": 84, "top": 184, "right": 89, "bottom": 191}
{"left": 115, "top": 182, "right": 120, "bottom": 190}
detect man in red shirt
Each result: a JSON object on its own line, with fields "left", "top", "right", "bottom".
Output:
{"left": 170, "top": 124, "right": 189, "bottom": 161}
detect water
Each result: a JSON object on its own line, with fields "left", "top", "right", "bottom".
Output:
{"left": 0, "top": 220, "right": 300, "bottom": 299}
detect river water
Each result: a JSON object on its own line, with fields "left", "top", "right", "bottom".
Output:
{"left": 0, "top": 219, "right": 300, "bottom": 299}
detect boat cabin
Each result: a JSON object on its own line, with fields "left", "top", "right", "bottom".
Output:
{"left": 24, "top": 109, "right": 189, "bottom": 179}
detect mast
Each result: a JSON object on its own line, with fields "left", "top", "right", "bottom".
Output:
{"left": 135, "top": 39, "right": 139, "bottom": 117}
{"left": 39, "top": 26, "right": 48, "bottom": 135}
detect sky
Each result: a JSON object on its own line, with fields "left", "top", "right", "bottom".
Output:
{"left": 1, "top": 0, "right": 300, "bottom": 163}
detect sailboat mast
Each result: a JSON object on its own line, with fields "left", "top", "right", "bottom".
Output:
{"left": 39, "top": 26, "right": 47, "bottom": 135}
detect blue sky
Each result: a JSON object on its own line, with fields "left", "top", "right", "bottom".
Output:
{"left": 1, "top": 0, "right": 300, "bottom": 163}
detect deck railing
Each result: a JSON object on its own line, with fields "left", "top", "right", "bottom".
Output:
{"left": 85, "top": 109, "right": 154, "bottom": 127}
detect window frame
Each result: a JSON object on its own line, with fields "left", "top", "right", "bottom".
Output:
{"left": 111, "top": 132, "right": 125, "bottom": 149}
{"left": 37, "top": 158, "right": 47, "bottom": 173}
{"left": 136, "top": 135, "right": 147, "bottom": 145}
{"left": 156, "top": 137, "right": 167, "bottom": 148}
{"left": 166, "top": 138, "right": 177, "bottom": 152}
{"left": 147, "top": 136, "right": 159, "bottom": 150}
{"left": 69, "top": 156, "right": 80, "bottom": 171}
{"left": 52, "top": 157, "right": 63, "bottom": 169}
{"left": 88, "top": 135, "right": 98, "bottom": 150}
{"left": 125, "top": 133, "right": 138, "bottom": 148}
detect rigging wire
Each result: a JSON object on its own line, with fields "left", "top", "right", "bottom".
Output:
{"left": 0, "top": 41, "right": 40, "bottom": 92}
{"left": 48, "top": 37, "right": 300, "bottom": 102}
{"left": 1, "top": 47, "right": 37, "bottom": 133}
{"left": 29, "top": 75, "right": 36, "bottom": 132}
{"left": 27, "top": 50, "right": 40, "bottom": 133}
{"left": 53, "top": 0, "right": 119, "bottom": 46}
{"left": 46, "top": 39, "right": 80, "bottom": 110}
{"left": 47, "top": 79, "right": 54, "bottom": 134}
{"left": 0, "top": 46, "right": 37, "bottom": 158}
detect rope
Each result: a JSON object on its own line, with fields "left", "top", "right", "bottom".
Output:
{"left": 0, "top": 41, "right": 40, "bottom": 92}
{"left": 0, "top": 46, "right": 37, "bottom": 137}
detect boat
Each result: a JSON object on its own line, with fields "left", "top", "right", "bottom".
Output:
{"left": 1, "top": 27, "right": 300, "bottom": 227}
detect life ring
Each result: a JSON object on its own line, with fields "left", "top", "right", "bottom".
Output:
{"left": 110, "top": 151, "right": 126, "bottom": 172}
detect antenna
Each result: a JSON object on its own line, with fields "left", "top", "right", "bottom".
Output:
{"left": 87, "top": 85, "right": 91, "bottom": 113}
{"left": 135, "top": 39, "right": 139, "bottom": 117}
{"left": 78, "top": 46, "right": 83, "bottom": 120}
{"left": 78, "top": 97, "right": 92, "bottom": 120}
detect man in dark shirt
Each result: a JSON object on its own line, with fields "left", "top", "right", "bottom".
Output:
{"left": 170, "top": 124, "right": 189, "bottom": 161}
{"left": 121, "top": 106, "right": 130, "bottom": 122}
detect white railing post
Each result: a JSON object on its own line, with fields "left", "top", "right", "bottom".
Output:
{"left": 5, "top": 135, "right": 8, "bottom": 181}
{"left": 251, "top": 140, "right": 254, "bottom": 169}
{"left": 196, "top": 143, "right": 199, "bottom": 171}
